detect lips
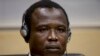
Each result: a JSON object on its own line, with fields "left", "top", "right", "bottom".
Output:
{"left": 45, "top": 45, "right": 60, "bottom": 52}
{"left": 46, "top": 46, "right": 59, "bottom": 49}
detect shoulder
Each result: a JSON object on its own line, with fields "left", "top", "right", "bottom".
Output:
{"left": 0, "top": 54, "right": 28, "bottom": 56}
{"left": 64, "top": 53, "right": 84, "bottom": 56}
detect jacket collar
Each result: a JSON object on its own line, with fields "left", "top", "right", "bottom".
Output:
{"left": 28, "top": 53, "right": 67, "bottom": 56}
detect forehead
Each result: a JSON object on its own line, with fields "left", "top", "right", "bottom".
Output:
{"left": 31, "top": 7, "right": 67, "bottom": 26}
{"left": 33, "top": 7, "right": 64, "bottom": 17}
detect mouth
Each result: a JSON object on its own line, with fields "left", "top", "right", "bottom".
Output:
{"left": 45, "top": 45, "right": 60, "bottom": 52}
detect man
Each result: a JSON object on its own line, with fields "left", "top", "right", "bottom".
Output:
{"left": 20, "top": 0, "right": 71, "bottom": 56}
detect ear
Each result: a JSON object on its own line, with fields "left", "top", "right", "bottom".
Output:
{"left": 67, "top": 32, "right": 71, "bottom": 43}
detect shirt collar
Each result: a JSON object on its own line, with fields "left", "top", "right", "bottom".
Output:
{"left": 28, "top": 53, "right": 67, "bottom": 56}
{"left": 28, "top": 53, "right": 31, "bottom": 56}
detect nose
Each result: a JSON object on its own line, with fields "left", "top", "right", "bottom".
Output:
{"left": 48, "top": 29, "right": 58, "bottom": 42}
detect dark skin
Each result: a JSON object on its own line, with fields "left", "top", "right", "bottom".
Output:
{"left": 29, "top": 7, "right": 69, "bottom": 56}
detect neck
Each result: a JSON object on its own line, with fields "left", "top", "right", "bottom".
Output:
{"left": 29, "top": 51, "right": 66, "bottom": 56}
{"left": 29, "top": 53, "right": 66, "bottom": 56}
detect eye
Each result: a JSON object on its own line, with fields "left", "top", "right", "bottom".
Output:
{"left": 57, "top": 26, "right": 66, "bottom": 33}
{"left": 36, "top": 25, "right": 49, "bottom": 33}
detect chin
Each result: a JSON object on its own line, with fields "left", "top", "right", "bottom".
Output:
{"left": 43, "top": 49, "right": 64, "bottom": 56}
{"left": 43, "top": 53, "right": 62, "bottom": 56}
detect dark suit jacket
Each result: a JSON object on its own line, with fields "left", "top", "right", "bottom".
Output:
{"left": 0, "top": 53, "right": 84, "bottom": 56}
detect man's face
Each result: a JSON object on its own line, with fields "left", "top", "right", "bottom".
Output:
{"left": 29, "top": 8, "right": 69, "bottom": 56}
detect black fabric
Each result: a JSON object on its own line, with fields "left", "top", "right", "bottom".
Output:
{"left": 0, "top": 54, "right": 84, "bottom": 56}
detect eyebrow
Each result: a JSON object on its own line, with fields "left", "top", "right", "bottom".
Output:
{"left": 35, "top": 23, "right": 67, "bottom": 28}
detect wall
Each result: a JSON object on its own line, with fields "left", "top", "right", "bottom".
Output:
{"left": 0, "top": 0, "right": 100, "bottom": 28}
{"left": 0, "top": 28, "right": 100, "bottom": 56}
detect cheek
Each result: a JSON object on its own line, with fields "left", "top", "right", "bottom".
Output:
{"left": 57, "top": 34, "right": 67, "bottom": 52}
{"left": 29, "top": 33, "right": 47, "bottom": 53}
{"left": 60, "top": 37, "right": 67, "bottom": 46}
{"left": 58, "top": 34, "right": 68, "bottom": 46}
{"left": 29, "top": 32, "right": 48, "bottom": 47}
